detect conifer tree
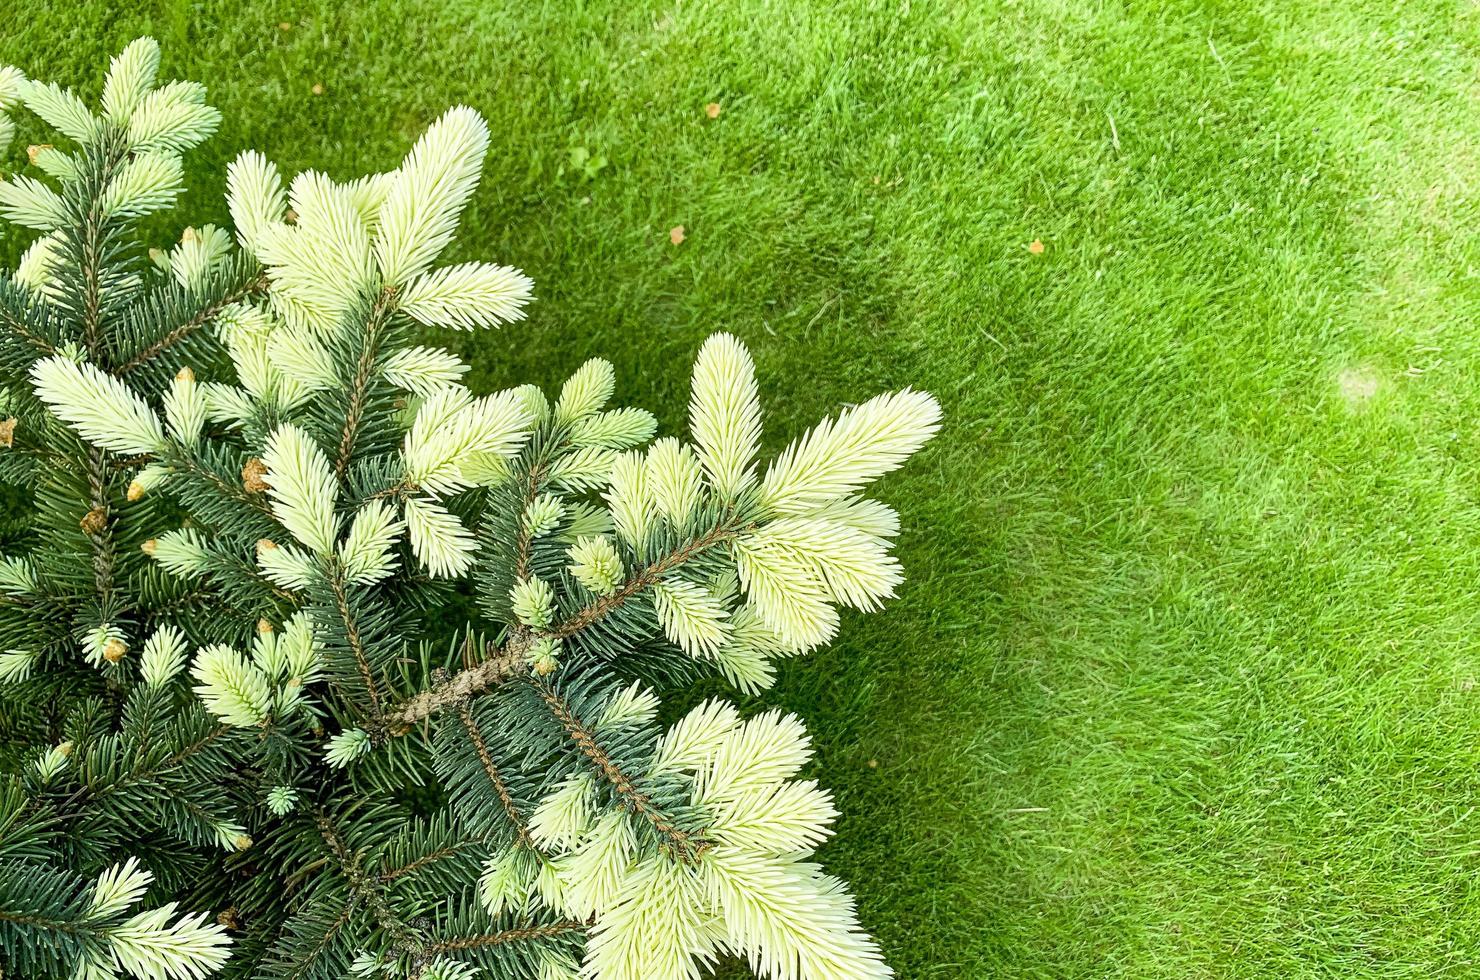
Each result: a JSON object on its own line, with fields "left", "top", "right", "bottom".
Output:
{"left": 1, "top": 40, "right": 942, "bottom": 980}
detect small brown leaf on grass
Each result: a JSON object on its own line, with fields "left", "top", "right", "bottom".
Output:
{"left": 1028, "top": 238, "right": 1045, "bottom": 255}
{"left": 669, "top": 225, "right": 686, "bottom": 245}
{"left": 705, "top": 102, "right": 721, "bottom": 119}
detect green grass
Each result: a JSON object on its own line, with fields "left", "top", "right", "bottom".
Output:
{"left": 7, "top": 1, "right": 1480, "bottom": 975}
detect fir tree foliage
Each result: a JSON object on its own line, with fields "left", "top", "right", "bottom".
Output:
{"left": 0, "top": 38, "right": 255, "bottom": 980}
{"left": 2, "top": 39, "right": 942, "bottom": 980}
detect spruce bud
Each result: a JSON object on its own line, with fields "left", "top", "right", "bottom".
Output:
{"left": 242, "top": 458, "right": 269, "bottom": 493}
{"left": 80, "top": 507, "right": 107, "bottom": 535}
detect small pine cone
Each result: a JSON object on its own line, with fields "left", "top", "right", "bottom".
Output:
{"left": 26, "top": 143, "right": 51, "bottom": 165}
{"left": 176, "top": 366, "right": 196, "bottom": 383}
{"left": 284, "top": 208, "right": 299, "bottom": 224}
{"left": 126, "top": 479, "right": 146, "bottom": 502}
{"left": 232, "top": 833, "right": 253, "bottom": 851}
{"left": 0, "top": 418, "right": 15, "bottom": 448}
{"left": 102, "top": 638, "right": 127, "bottom": 663}
{"left": 242, "top": 458, "right": 269, "bottom": 493}
{"left": 141, "top": 539, "right": 158, "bottom": 556}
{"left": 217, "top": 906, "right": 242, "bottom": 931}
{"left": 256, "top": 618, "right": 274, "bottom": 635}
{"left": 80, "top": 507, "right": 107, "bottom": 535}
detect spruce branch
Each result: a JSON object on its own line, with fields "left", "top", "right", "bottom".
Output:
{"left": 327, "top": 565, "right": 385, "bottom": 720}
{"left": 551, "top": 520, "right": 746, "bottom": 640}
{"left": 83, "top": 444, "right": 120, "bottom": 619}
{"left": 0, "top": 278, "right": 58, "bottom": 357}
{"left": 76, "top": 135, "right": 130, "bottom": 358}
{"left": 160, "top": 442, "right": 276, "bottom": 520}
{"left": 114, "top": 269, "right": 268, "bottom": 376}
{"left": 386, "top": 519, "right": 742, "bottom": 736}
{"left": 510, "top": 461, "right": 549, "bottom": 584}
{"left": 531, "top": 677, "right": 711, "bottom": 865}
{"left": 455, "top": 701, "right": 534, "bottom": 848}
{"left": 334, "top": 286, "right": 397, "bottom": 484}
{"left": 315, "top": 810, "right": 423, "bottom": 955}
{"left": 377, "top": 844, "right": 469, "bottom": 885}
{"left": 57, "top": 723, "right": 229, "bottom": 813}
{"left": 0, "top": 42, "right": 245, "bottom": 980}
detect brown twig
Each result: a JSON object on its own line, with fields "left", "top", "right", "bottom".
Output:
{"left": 384, "top": 641, "right": 527, "bottom": 735}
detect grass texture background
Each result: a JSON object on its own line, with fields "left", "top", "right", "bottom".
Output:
{"left": 5, "top": 1, "right": 1480, "bottom": 975}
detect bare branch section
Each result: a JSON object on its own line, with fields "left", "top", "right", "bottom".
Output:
{"left": 384, "top": 641, "right": 528, "bottom": 736}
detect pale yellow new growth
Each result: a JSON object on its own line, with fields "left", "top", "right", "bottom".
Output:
{"left": 261, "top": 424, "right": 339, "bottom": 554}
{"left": 760, "top": 388, "right": 941, "bottom": 515}
{"left": 30, "top": 355, "right": 165, "bottom": 455}
{"left": 373, "top": 105, "right": 489, "bottom": 285}
{"left": 689, "top": 332, "right": 762, "bottom": 499}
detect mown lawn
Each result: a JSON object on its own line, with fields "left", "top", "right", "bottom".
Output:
{"left": 7, "top": 1, "right": 1480, "bottom": 976}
